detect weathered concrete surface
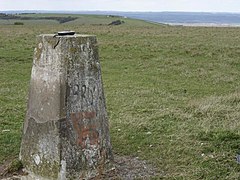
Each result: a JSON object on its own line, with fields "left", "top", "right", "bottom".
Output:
{"left": 20, "top": 34, "right": 113, "bottom": 179}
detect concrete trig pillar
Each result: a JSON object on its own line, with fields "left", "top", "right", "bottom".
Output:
{"left": 20, "top": 33, "right": 113, "bottom": 179}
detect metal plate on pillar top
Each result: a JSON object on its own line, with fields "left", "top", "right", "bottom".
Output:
{"left": 57, "top": 30, "right": 75, "bottom": 36}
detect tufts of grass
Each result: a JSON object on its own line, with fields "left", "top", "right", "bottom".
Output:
{"left": 188, "top": 92, "right": 240, "bottom": 131}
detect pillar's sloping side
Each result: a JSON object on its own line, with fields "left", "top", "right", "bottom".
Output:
{"left": 20, "top": 34, "right": 113, "bottom": 179}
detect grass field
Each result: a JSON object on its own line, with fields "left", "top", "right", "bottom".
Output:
{"left": 1, "top": 14, "right": 240, "bottom": 179}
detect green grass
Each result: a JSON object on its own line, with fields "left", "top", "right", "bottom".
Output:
{"left": 1, "top": 14, "right": 240, "bottom": 179}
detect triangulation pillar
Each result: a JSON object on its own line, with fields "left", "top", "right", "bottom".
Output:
{"left": 20, "top": 33, "right": 113, "bottom": 179}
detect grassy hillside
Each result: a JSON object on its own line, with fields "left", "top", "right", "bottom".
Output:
{"left": 0, "top": 13, "right": 155, "bottom": 26}
{"left": 1, "top": 14, "right": 240, "bottom": 179}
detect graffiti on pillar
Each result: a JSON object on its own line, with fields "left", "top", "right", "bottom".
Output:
{"left": 72, "top": 83, "right": 97, "bottom": 106}
{"left": 68, "top": 76, "right": 100, "bottom": 114}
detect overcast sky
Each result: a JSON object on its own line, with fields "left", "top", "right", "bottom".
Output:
{"left": 1, "top": 0, "right": 240, "bottom": 13}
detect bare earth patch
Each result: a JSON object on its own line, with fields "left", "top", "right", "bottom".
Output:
{"left": 0, "top": 159, "right": 25, "bottom": 180}
{"left": 92, "top": 154, "right": 159, "bottom": 179}
{"left": 0, "top": 154, "right": 159, "bottom": 179}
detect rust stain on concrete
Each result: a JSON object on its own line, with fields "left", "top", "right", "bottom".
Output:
{"left": 71, "top": 111, "right": 99, "bottom": 148}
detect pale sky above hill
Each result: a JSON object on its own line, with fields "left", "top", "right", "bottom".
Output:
{"left": 0, "top": 0, "right": 240, "bottom": 13}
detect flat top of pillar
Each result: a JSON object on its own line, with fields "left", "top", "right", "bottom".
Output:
{"left": 39, "top": 34, "right": 96, "bottom": 38}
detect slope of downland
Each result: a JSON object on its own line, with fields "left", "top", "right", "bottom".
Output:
{"left": 1, "top": 14, "right": 240, "bottom": 179}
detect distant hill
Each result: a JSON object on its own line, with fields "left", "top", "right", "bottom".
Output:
{"left": 1, "top": 11, "right": 240, "bottom": 25}
{"left": 0, "top": 13, "right": 78, "bottom": 24}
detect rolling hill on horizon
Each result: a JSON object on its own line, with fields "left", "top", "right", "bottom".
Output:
{"left": 1, "top": 11, "right": 240, "bottom": 26}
